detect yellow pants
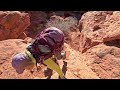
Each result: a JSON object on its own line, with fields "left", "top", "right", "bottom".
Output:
{"left": 25, "top": 49, "right": 64, "bottom": 78}
{"left": 43, "top": 58, "right": 64, "bottom": 78}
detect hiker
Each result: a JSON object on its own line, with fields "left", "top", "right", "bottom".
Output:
{"left": 12, "top": 27, "right": 66, "bottom": 79}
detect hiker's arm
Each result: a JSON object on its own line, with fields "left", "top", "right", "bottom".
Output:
{"left": 43, "top": 58, "right": 64, "bottom": 78}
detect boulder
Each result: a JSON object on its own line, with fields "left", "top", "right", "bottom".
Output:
{"left": 79, "top": 11, "right": 120, "bottom": 53}
{"left": 0, "top": 11, "right": 30, "bottom": 40}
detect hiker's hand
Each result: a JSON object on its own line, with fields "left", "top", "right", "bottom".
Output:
{"left": 61, "top": 52, "right": 66, "bottom": 60}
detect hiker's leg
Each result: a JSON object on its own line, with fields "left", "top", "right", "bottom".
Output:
{"left": 43, "top": 58, "right": 64, "bottom": 78}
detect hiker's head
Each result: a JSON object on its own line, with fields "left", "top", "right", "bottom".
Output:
{"left": 35, "top": 27, "right": 64, "bottom": 59}
{"left": 12, "top": 53, "right": 34, "bottom": 74}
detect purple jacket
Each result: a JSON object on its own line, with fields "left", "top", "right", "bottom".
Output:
{"left": 27, "top": 27, "right": 64, "bottom": 64}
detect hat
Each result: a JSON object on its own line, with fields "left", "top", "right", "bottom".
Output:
{"left": 12, "top": 53, "right": 33, "bottom": 74}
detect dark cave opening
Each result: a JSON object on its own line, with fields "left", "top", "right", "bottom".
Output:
{"left": 104, "top": 39, "right": 120, "bottom": 48}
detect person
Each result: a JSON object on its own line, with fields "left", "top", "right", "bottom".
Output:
{"left": 12, "top": 27, "right": 66, "bottom": 79}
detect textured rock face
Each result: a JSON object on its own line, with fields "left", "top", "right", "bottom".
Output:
{"left": 0, "top": 39, "right": 99, "bottom": 79}
{"left": 79, "top": 11, "right": 120, "bottom": 53}
{"left": 0, "top": 11, "right": 30, "bottom": 41}
{"left": 1, "top": 11, "right": 120, "bottom": 79}
{"left": 78, "top": 11, "right": 120, "bottom": 79}
{"left": 25, "top": 11, "right": 47, "bottom": 38}
{"left": 23, "top": 11, "right": 85, "bottom": 38}
{"left": 0, "top": 39, "right": 47, "bottom": 79}
{"left": 82, "top": 44, "right": 120, "bottom": 79}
